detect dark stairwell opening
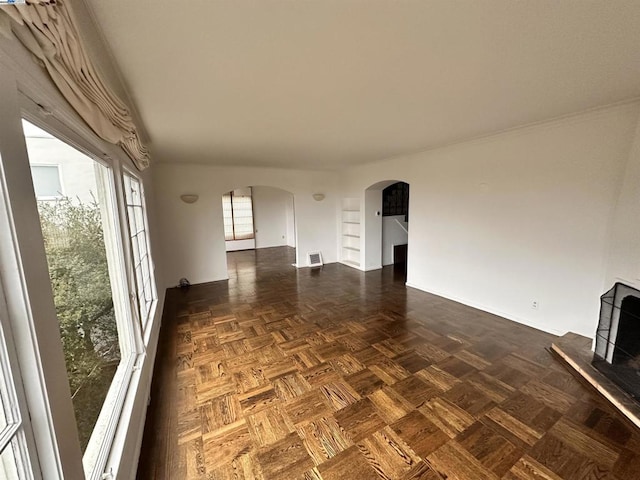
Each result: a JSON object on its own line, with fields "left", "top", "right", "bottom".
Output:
{"left": 382, "top": 182, "right": 409, "bottom": 280}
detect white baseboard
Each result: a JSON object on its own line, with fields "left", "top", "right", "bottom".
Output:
{"left": 405, "top": 281, "right": 566, "bottom": 337}
{"left": 363, "top": 265, "right": 382, "bottom": 272}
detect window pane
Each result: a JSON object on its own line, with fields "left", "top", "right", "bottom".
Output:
{"left": 123, "top": 173, "right": 156, "bottom": 330}
{"left": 134, "top": 265, "right": 145, "bottom": 321}
{"left": 137, "top": 233, "right": 147, "bottom": 260}
{"left": 0, "top": 335, "right": 21, "bottom": 475}
{"left": 141, "top": 258, "right": 150, "bottom": 291}
{"left": 223, "top": 190, "right": 255, "bottom": 241}
{"left": 0, "top": 289, "right": 33, "bottom": 479}
{"left": 0, "top": 438, "right": 22, "bottom": 480}
{"left": 134, "top": 207, "right": 144, "bottom": 235}
{"left": 24, "top": 121, "right": 123, "bottom": 454}
{"left": 131, "top": 235, "right": 140, "bottom": 267}
{"left": 0, "top": 368, "right": 9, "bottom": 434}
{"left": 231, "top": 193, "right": 254, "bottom": 240}
{"left": 30, "top": 166, "right": 62, "bottom": 199}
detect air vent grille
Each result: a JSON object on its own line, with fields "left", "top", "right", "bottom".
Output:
{"left": 308, "top": 251, "right": 323, "bottom": 268}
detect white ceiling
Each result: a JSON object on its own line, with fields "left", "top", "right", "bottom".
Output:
{"left": 85, "top": 1, "right": 640, "bottom": 170}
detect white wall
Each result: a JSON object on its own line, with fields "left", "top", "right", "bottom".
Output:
{"left": 342, "top": 102, "right": 640, "bottom": 338}
{"left": 605, "top": 113, "right": 640, "bottom": 289}
{"left": 253, "top": 186, "right": 293, "bottom": 249}
{"left": 382, "top": 215, "right": 408, "bottom": 266}
{"left": 363, "top": 189, "right": 382, "bottom": 271}
{"left": 154, "top": 164, "right": 338, "bottom": 287}
{"left": 285, "top": 194, "right": 296, "bottom": 247}
{"left": 225, "top": 239, "right": 256, "bottom": 251}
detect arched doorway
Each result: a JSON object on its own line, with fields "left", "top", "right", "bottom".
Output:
{"left": 363, "top": 180, "right": 409, "bottom": 279}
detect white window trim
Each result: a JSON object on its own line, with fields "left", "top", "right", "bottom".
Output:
{"left": 0, "top": 285, "right": 40, "bottom": 480}
{"left": 0, "top": 156, "right": 67, "bottom": 478}
{"left": 79, "top": 157, "right": 138, "bottom": 479}
{"left": 20, "top": 103, "right": 142, "bottom": 480}
{"left": 0, "top": 61, "right": 82, "bottom": 479}
{"left": 121, "top": 167, "right": 158, "bottom": 339}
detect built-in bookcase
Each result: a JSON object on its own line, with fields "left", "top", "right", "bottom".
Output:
{"left": 341, "top": 198, "right": 361, "bottom": 268}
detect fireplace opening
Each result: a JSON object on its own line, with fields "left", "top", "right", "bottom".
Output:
{"left": 613, "top": 295, "right": 640, "bottom": 365}
{"left": 593, "top": 283, "right": 640, "bottom": 400}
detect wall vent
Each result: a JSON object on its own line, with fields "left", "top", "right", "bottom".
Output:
{"left": 308, "top": 251, "right": 323, "bottom": 268}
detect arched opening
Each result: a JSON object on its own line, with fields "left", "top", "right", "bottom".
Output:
{"left": 221, "top": 185, "right": 297, "bottom": 277}
{"left": 364, "top": 180, "right": 409, "bottom": 279}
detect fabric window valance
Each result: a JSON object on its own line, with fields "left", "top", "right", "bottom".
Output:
{"left": 1, "top": 0, "right": 149, "bottom": 170}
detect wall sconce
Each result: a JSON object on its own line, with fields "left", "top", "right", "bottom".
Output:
{"left": 312, "top": 193, "right": 325, "bottom": 202}
{"left": 180, "top": 194, "right": 199, "bottom": 204}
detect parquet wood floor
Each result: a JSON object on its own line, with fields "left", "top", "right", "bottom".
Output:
{"left": 138, "top": 247, "right": 640, "bottom": 479}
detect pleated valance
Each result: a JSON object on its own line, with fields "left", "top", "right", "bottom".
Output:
{"left": 0, "top": 0, "right": 149, "bottom": 170}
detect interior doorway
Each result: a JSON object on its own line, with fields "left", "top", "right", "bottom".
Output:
{"left": 222, "top": 187, "right": 258, "bottom": 251}
{"left": 363, "top": 180, "right": 409, "bottom": 279}
{"left": 221, "top": 185, "right": 297, "bottom": 275}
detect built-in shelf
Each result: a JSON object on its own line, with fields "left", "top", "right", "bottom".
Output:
{"left": 341, "top": 198, "right": 361, "bottom": 269}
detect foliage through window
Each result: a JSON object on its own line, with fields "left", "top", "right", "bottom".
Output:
{"left": 123, "top": 173, "right": 156, "bottom": 330}
{"left": 35, "top": 198, "right": 120, "bottom": 452}
{"left": 222, "top": 188, "right": 255, "bottom": 241}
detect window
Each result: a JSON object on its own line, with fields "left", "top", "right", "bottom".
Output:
{"left": 123, "top": 172, "right": 156, "bottom": 331}
{"left": 0, "top": 288, "right": 38, "bottom": 480}
{"left": 0, "top": 58, "right": 159, "bottom": 479}
{"left": 22, "top": 120, "right": 136, "bottom": 476}
{"left": 30, "top": 166, "right": 63, "bottom": 199}
{"left": 222, "top": 188, "right": 255, "bottom": 240}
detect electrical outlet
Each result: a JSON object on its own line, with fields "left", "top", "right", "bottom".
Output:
{"left": 532, "top": 300, "right": 539, "bottom": 310}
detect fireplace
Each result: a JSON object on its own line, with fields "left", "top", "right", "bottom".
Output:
{"left": 593, "top": 283, "right": 640, "bottom": 400}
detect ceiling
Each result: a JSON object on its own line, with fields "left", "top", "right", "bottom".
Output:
{"left": 85, "top": 1, "right": 640, "bottom": 170}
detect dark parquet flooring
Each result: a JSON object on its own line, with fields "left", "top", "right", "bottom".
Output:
{"left": 138, "top": 247, "right": 640, "bottom": 479}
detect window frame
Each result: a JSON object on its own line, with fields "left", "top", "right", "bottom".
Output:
{"left": 19, "top": 110, "right": 142, "bottom": 480}
{"left": 0, "top": 283, "right": 40, "bottom": 480}
{"left": 120, "top": 167, "right": 157, "bottom": 337}
{"left": 0, "top": 41, "right": 162, "bottom": 480}
{"left": 0, "top": 64, "right": 88, "bottom": 477}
